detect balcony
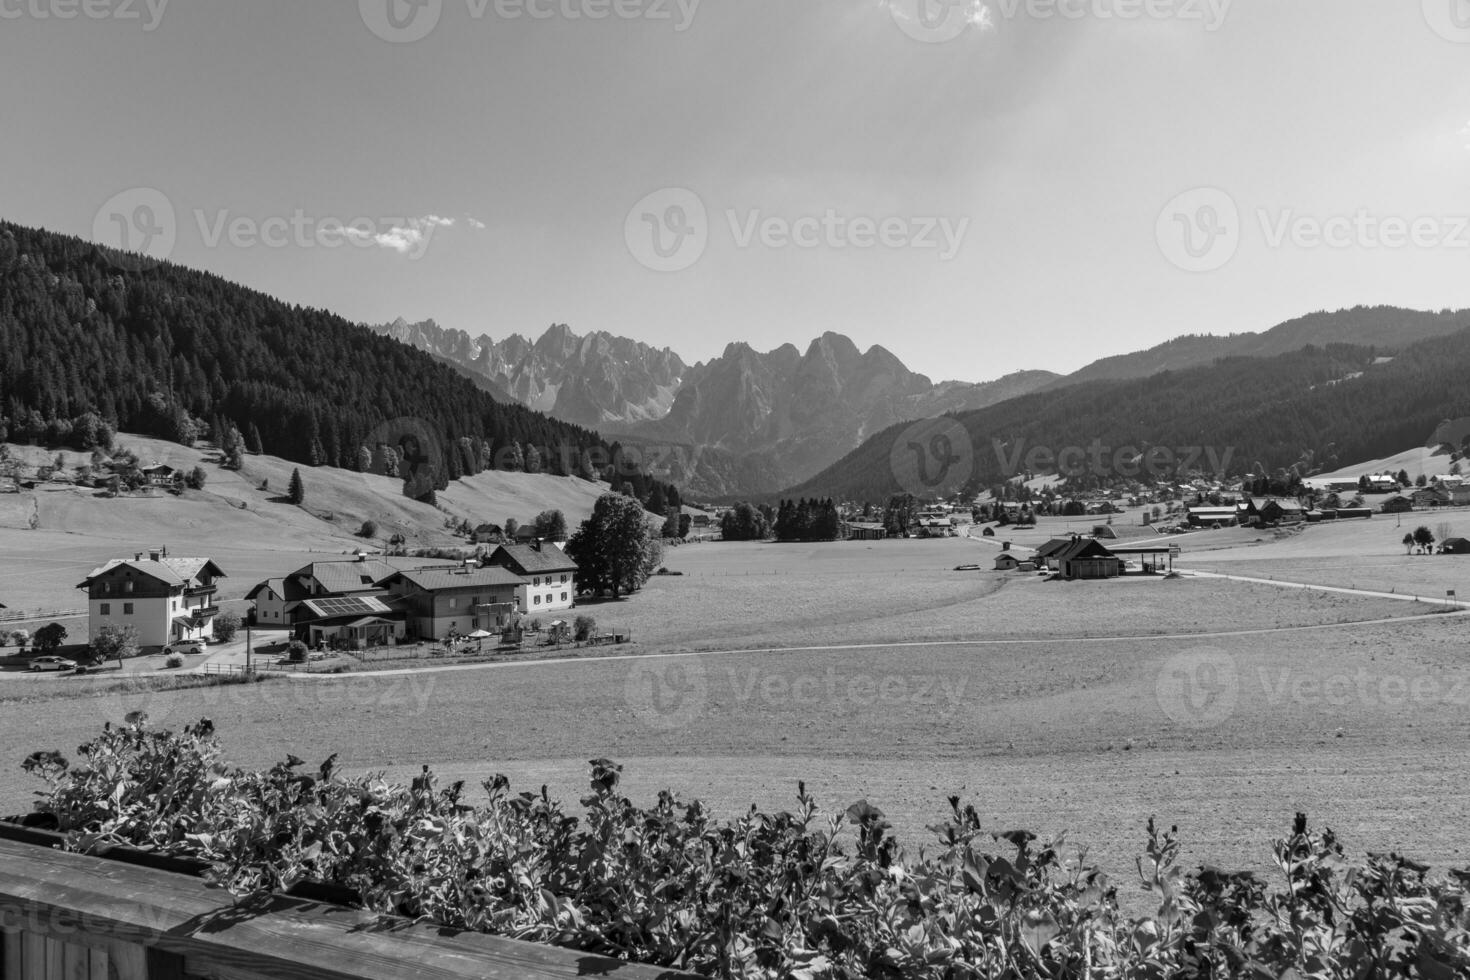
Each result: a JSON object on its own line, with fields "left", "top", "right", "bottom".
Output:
{"left": 186, "top": 584, "right": 219, "bottom": 597}
{"left": 193, "top": 605, "right": 221, "bottom": 620}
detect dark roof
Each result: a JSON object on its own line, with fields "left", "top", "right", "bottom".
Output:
{"left": 1033, "top": 538, "right": 1075, "bottom": 560}
{"left": 381, "top": 566, "right": 525, "bottom": 592}
{"left": 1056, "top": 539, "right": 1117, "bottom": 562}
{"left": 486, "top": 544, "right": 578, "bottom": 576}
{"left": 291, "top": 560, "right": 402, "bottom": 595}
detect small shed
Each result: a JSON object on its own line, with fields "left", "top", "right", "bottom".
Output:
{"left": 1441, "top": 537, "right": 1470, "bottom": 555}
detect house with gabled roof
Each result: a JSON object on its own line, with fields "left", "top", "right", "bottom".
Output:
{"left": 483, "top": 544, "right": 579, "bottom": 613}
{"left": 377, "top": 565, "right": 526, "bottom": 641}
{"left": 1053, "top": 538, "right": 1122, "bottom": 580}
{"left": 77, "top": 548, "right": 225, "bottom": 649}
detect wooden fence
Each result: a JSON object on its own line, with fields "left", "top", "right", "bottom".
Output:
{"left": 0, "top": 836, "right": 692, "bottom": 980}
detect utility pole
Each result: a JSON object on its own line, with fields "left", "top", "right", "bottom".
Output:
{"left": 245, "top": 624, "right": 252, "bottom": 675}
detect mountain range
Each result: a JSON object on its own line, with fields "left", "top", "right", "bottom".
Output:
{"left": 373, "top": 305, "right": 1470, "bottom": 499}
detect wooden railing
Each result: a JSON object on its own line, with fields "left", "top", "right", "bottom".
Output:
{"left": 0, "top": 836, "right": 693, "bottom": 980}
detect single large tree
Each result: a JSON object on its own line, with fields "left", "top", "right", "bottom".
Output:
{"left": 1413, "top": 525, "right": 1436, "bottom": 554}
{"left": 567, "top": 493, "right": 657, "bottom": 598}
{"left": 88, "top": 624, "right": 140, "bottom": 667}
{"left": 287, "top": 468, "right": 305, "bottom": 505}
{"left": 33, "top": 622, "right": 67, "bottom": 654}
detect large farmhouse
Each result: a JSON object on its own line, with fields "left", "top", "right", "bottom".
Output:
{"left": 377, "top": 565, "right": 525, "bottom": 641}
{"left": 77, "top": 549, "right": 225, "bottom": 649}
{"left": 482, "top": 544, "right": 579, "bottom": 613}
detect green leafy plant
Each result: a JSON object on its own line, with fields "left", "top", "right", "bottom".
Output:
{"left": 20, "top": 720, "right": 1470, "bottom": 980}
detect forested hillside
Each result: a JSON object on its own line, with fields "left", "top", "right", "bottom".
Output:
{"left": 0, "top": 222, "right": 674, "bottom": 504}
{"left": 785, "top": 333, "right": 1470, "bottom": 502}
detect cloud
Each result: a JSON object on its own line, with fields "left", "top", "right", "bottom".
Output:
{"left": 882, "top": 0, "right": 995, "bottom": 32}
{"left": 342, "top": 215, "right": 454, "bottom": 257}
{"left": 467, "top": 216, "right": 487, "bottom": 230}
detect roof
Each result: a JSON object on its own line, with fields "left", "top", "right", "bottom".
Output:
{"left": 170, "top": 616, "right": 195, "bottom": 630}
{"left": 1056, "top": 539, "right": 1118, "bottom": 562}
{"left": 78, "top": 556, "right": 224, "bottom": 590}
{"left": 292, "top": 560, "right": 403, "bottom": 595}
{"left": 381, "top": 566, "right": 526, "bottom": 592}
{"left": 1033, "top": 539, "right": 1076, "bottom": 560}
{"left": 486, "top": 545, "right": 578, "bottom": 576}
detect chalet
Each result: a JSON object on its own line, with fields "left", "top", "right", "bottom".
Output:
{"left": 1054, "top": 538, "right": 1122, "bottom": 580}
{"left": 1332, "top": 507, "right": 1374, "bottom": 520}
{"left": 377, "top": 565, "right": 525, "bottom": 641}
{"left": 1381, "top": 495, "right": 1414, "bottom": 514}
{"left": 1187, "top": 506, "right": 1239, "bottom": 528}
{"left": 483, "top": 544, "right": 579, "bottom": 613}
{"left": 512, "top": 524, "right": 540, "bottom": 546}
{"left": 1441, "top": 537, "right": 1470, "bottom": 555}
{"left": 140, "top": 463, "right": 181, "bottom": 488}
{"left": 841, "top": 522, "right": 887, "bottom": 541}
{"left": 1363, "top": 475, "right": 1401, "bottom": 493}
{"left": 1032, "top": 538, "right": 1076, "bottom": 572}
{"left": 471, "top": 523, "right": 504, "bottom": 545}
{"left": 77, "top": 549, "right": 225, "bottom": 649}
{"left": 1242, "top": 497, "right": 1306, "bottom": 525}
{"left": 1413, "top": 486, "right": 1452, "bottom": 509}
{"left": 245, "top": 557, "right": 460, "bottom": 641}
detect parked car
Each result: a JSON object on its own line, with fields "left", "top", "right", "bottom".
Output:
{"left": 166, "top": 641, "right": 207, "bottom": 656}
{"left": 28, "top": 656, "right": 77, "bottom": 672}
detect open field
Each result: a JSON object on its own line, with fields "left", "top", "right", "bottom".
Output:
{"left": 3, "top": 532, "right": 1469, "bottom": 908}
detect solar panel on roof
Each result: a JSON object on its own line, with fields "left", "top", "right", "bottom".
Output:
{"left": 303, "top": 596, "right": 391, "bottom": 618}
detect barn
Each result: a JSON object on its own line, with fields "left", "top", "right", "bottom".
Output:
{"left": 1442, "top": 537, "right": 1470, "bottom": 555}
{"left": 1055, "top": 538, "right": 1123, "bottom": 580}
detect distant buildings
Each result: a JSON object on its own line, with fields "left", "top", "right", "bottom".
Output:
{"left": 77, "top": 549, "right": 225, "bottom": 649}
{"left": 482, "top": 544, "right": 579, "bottom": 613}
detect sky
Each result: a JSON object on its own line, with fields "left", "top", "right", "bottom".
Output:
{"left": 3, "top": 0, "right": 1470, "bottom": 383}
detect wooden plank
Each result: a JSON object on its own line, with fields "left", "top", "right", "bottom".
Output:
{"left": 43, "top": 938, "right": 61, "bottom": 980}
{"left": 2, "top": 927, "right": 22, "bottom": 980}
{"left": 22, "top": 934, "right": 44, "bottom": 980}
{"left": 60, "top": 944, "right": 86, "bottom": 980}
{"left": 104, "top": 944, "right": 146, "bottom": 980}
{"left": 0, "top": 839, "right": 693, "bottom": 980}
{"left": 143, "top": 949, "right": 184, "bottom": 980}
{"left": 85, "top": 948, "right": 105, "bottom": 980}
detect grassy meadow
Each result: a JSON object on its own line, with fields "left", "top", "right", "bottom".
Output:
{"left": 3, "top": 516, "right": 1469, "bottom": 905}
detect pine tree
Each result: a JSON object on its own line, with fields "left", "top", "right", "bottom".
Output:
{"left": 288, "top": 468, "right": 305, "bottom": 505}
{"left": 247, "top": 423, "right": 264, "bottom": 455}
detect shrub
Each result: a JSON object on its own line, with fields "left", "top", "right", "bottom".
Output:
{"left": 21, "top": 720, "right": 1470, "bottom": 980}
{"left": 164, "top": 652, "right": 184, "bottom": 669}
{"left": 573, "top": 615, "right": 596, "bottom": 642}
{"left": 213, "top": 612, "right": 241, "bottom": 643}
{"left": 359, "top": 519, "right": 379, "bottom": 539}
{"left": 287, "top": 640, "right": 308, "bottom": 663}
{"left": 33, "top": 622, "right": 67, "bottom": 653}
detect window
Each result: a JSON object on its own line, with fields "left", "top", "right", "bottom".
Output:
{"left": 124, "top": 581, "right": 134, "bottom": 594}
{"left": 99, "top": 603, "right": 111, "bottom": 615}
{"left": 102, "top": 582, "right": 111, "bottom": 595}
{"left": 448, "top": 597, "right": 458, "bottom": 609}
{"left": 533, "top": 577, "right": 541, "bottom": 587}
{"left": 123, "top": 603, "right": 134, "bottom": 615}
{"left": 534, "top": 595, "right": 541, "bottom": 605}
{"left": 561, "top": 592, "right": 568, "bottom": 602}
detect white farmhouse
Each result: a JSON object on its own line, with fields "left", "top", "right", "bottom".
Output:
{"left": 77, "top": 549, "right": 226, "bottom": 649}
